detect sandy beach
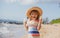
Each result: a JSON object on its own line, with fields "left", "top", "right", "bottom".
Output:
{"left": 0, "top": 23, "right": 60, "bottom": 38}
{"left": 22, "top": 24, "right": 60, "bottom": 38}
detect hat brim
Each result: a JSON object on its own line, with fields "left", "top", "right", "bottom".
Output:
{"left": 26, "top": 7, "right": 43, "bottom": 18}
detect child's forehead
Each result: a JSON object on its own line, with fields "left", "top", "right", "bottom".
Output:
{"left": 31, "top": 12, "right": 38, "bottom": 14}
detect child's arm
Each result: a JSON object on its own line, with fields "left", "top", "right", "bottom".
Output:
{"left": 23, "top": 20, "right": 28, "bottom": 31}
{"left": 37, "top": 16, "right": 42, "bottom": 31}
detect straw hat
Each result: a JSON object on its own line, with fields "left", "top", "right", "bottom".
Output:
{"left": 26, "top": 7, "right": 43, "bottom": 18}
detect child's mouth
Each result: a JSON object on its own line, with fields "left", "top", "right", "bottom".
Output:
{"left": 33, "top": 17, "right": 36, "bottom": 18}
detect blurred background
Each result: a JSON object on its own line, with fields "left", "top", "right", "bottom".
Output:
{"left": 0, "top": 0, "right": 60, "bottom": 38}
{"left": 0, "top": 0, "right": 60, "bottom": 24}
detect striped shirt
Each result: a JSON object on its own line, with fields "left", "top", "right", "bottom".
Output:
{"left": 26, "top": 19, "right": 40, "bottom": 36}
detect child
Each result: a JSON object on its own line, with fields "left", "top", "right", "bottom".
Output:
{"left": 24, "top": 7, "right": 42, "bottom": 38}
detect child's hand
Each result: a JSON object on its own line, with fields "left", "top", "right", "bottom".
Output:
{"left": 37, "top": 25, "right": 41, "bottom": 31}
{"left": 39, "top": 16, "right": 42, "bottom": 20}
{"left": 37, "top": 16, "right": 42, "bottom": 32}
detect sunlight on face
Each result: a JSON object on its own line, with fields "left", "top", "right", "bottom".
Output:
{"left": 30, "top": 12, "right": 38, "bottom": 20}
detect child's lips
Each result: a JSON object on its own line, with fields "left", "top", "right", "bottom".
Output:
{"left": 33, "top": 17, "right": 36, "bottom": 18}
{"left": 32, "top": 16, "right": 36, "bottom": 19}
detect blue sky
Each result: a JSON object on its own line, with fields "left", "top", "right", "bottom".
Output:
{"left": 0, "top": 0, "right": 60, "bottom": 22}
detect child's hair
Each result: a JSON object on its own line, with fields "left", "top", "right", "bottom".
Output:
{"left": 30, "top": 10, "right": 39, "bottom": 14}
{"left": 30, "top": 10, "right": 39, "bottom": 20}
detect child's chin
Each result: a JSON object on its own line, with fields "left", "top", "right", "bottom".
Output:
{"left": 33, "top": 18, "right": 36, "bottom": 20}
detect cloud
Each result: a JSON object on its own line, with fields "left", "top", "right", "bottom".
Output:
{"left": 5, "top": 0, "right": 17, "bottom": 3}
{"left": 4, "top": 0, "right": 39, "bottom": 5}
{"left": 3, "top": 0, "right": 60, "bottom": 5}
{"left": 19, "top": 0, "right": 39, "bottom": 5}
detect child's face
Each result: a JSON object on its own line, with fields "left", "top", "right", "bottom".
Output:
{"left": 30, "top": 12, "right": 38, "bottom": 20}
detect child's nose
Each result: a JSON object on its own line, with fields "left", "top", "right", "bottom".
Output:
{"left": 33, "top": 15, "right": 35, "bottom": 16}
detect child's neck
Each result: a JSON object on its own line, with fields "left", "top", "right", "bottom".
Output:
{"left": 29, "top": 18, "right": 38, "bottom": 21}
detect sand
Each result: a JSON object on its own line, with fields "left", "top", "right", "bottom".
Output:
{"left": 0, "top": 23, "right": 60, "bottom": 38}
{"left": 22, "top": 24, "right": 60, "bottom": 38}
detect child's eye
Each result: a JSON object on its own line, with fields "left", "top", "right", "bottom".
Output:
{"left": 31, "top": 14, "right": 34, "bottom": 15}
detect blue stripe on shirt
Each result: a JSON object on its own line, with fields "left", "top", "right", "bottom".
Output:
{"left": 28, "top": 31, "right": 39, "bottom": 34}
